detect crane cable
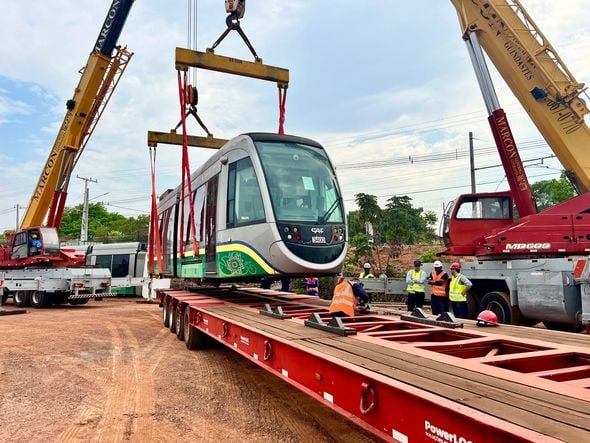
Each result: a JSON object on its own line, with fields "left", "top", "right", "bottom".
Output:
{"left": 148, "top": 146, "right": 163, "bottom": 275}
{"left": 278, "top": 86, "right": 287, "bottom": 134}
{"left": 177, "top": 70, "right": 200, "bottom": 259}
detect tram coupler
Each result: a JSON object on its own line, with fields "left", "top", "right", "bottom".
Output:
{"left": 259, "top": 303, "right": 292, "bottom": 319}
{"left": 304, "top": 313, "right": 357, "bottom": 336}
{"left": 401, "top": 308, "right": 463, "bottom": 329}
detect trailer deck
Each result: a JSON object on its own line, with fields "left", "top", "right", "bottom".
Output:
{"left": 159, "top": 288, "right": 590, "bottom": 442}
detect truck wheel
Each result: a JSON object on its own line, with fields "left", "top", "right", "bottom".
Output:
{"left": 13, "top": 291, "right": 31, "bottom": 307}
{"left": 175, "top": 308, "right": 185, "bottom": 340}
{"left": 1, "top": 292, "right": 8, "bottom": 305}
{"left": 30, "top": 291, "right": 48, "bottom": 308}
{"left": 184, "top": 309, "right": 209, "bottom": 350}
{"left": 542, "top": 321, "right": 584, "bottom": 333}
{"left": 162, "top": 301, "right": 170, "bottom": 327}
{"left": 480, "top": 291, "right": 512, "bottom": 324}
{"left": 69, "top": 298, "right": 89, "bottom": 305}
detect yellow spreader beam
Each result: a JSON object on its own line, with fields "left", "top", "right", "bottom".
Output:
{"left": 175, "top": 48, "right": 289, "bottom": 87}
{"left": 147, "top": 131, "right": 228, "bottom": 149}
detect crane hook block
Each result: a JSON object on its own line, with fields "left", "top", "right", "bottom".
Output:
{"left": 225, "top": 0, "right": 245, "bottom": 19}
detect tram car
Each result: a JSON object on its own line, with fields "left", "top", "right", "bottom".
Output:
{"left": 156, "top": 133, "right": 347, "bottom": 282}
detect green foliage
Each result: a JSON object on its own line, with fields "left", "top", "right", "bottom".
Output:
{"left": 347, "top": 193, "right": 438, "bottom": 277}
{"left": 532, "top": 173, "right": 575, "bottom": 211}
{"left": 58, "top": 203, "right": 149, "bottom": 242}
{"left": 419, "top": 249, "right": 440, "bottom": 264}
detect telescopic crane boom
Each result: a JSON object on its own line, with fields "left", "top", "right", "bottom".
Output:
{"left": 20, "top": 0, "right": 135, "bottom": 231}
{"left": 451, "top": 0, "right": 590, "bottom": 193}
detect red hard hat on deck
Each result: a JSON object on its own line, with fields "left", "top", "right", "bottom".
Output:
{"left": 476, "top": 310, "right": 499, "bottom": 327}
{"left": 450, "top": 262, "right": 461, "bottom": 270}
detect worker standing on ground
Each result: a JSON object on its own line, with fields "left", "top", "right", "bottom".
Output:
{"left": 406, "top": 259, "right": 427, "bottom": 311}
{"left": 329, "top": 277, "right": 369, "bottom": 317}
{"left": 304, "top": 277, "right": 319, "bottom": 296}
{"left": 427, "top": 260, "right": 449, "bottom": 315}
{"left": 449, "top": 262, "right": 472, "bottom": 319}
{"left": 359, "top": 262, "right": 375, "bottom": 278}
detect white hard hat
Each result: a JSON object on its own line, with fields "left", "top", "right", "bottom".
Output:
{"left": 433, "top": 260, "right": 443, "bottom": 268}
{"left": 363, "top": 262, "right": 371, "bottom": 269}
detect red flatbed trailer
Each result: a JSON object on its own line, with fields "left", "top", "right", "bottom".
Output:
{"left": 157, "top": 288, "right": 590, "bottom": 442}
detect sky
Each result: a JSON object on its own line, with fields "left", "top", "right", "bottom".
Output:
{"left": 1, "top": 0, "right": 589, "bottom": 235}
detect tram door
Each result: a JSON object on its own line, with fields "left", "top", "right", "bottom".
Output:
{"left": 205, "top": 175, "right": 218, "bottom": 274}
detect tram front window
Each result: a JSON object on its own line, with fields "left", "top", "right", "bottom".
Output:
{"left": 255, "top": 141, "right": 344, "bottom": 223}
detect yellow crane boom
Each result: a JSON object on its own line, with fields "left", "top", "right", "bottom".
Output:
{"left": 450, "top": 0, "right": 590, "bottom": 192}
{"left": 21, "top": 0, "right": 134, "bottom": 230}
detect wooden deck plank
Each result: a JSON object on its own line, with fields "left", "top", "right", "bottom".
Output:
{"left": 301, "top": 338, "right": 590, "bottom": 442}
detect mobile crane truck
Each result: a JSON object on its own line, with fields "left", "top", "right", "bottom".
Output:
{"left": 0, "top": 0, "right": 135, "bottom": 308}
{"left": 443, "top": 0, "right": 590, "bottom": 332}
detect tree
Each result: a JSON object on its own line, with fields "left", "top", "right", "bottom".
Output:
{"left": 347, "top": 193, "right": 438, "bottom": 276}
{"left": 58, "top": 203, "right": 149, "bottom": 242}
{"left": 532, "top": 173, "right": 575, "bottom": 211}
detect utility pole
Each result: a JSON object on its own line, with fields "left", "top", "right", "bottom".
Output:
{"left": 77, "top": 175, "right": 98, "bottom": 243}
{"left": 14, "top": 204, "right": 22, "bottom": 230}
{"left": 469, "top": 131, "right": 476, "bottom": 193}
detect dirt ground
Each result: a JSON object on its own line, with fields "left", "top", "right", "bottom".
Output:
{"left": 0, "top": 299, "right": 375, "bottom": 442}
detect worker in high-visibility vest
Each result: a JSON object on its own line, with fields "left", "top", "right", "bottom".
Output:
{"left": 427, "top": 260, "right": 449, "bottom": 315}
{"left": 405, "top": 259, "right": 427, "bottom": 311}
{"left": 449, "top": 262, "right": 473, "bottom": 319}
{"left": 329, "top": 278, "right": 369, "bottom": 317}
{"left": 359, "top": 262, "right": 375, "bottom": 279}
{"left": 304, "top": 277, "right": 319, "bottom": 296}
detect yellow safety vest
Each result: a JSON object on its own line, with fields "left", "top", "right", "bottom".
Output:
{"left": 407, "top": 270, "right": 425, "bottom": 292}
{"left": 449, "top": 274, "right": 468, "bottom": 302}
{"left": 360, "top": 272, "right": 375, "bottom": 278}
{"left": 329, "top": 281, "right": 356, "bottom": 317}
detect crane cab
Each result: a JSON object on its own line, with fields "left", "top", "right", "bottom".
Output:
{"left": 442, "top": 192, "right": 514, "bottom": 256}
{"left": 10, "top": 227, "right": 61, "bottom": 260}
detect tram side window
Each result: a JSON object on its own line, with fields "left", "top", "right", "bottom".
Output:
{"left": 193, "top": 185, "right": 205, "bottom": 243}
{"left": 227, "top": 157, "right": 265, "bottom": 228}
{"left": 112, "top": 254, "right": 130, "bottom": 278}
{"left": 167, "top": 206, "right": 176, "bottom": 261}
{"left": 95, "top": 255, "right": 112, "bottom": 272}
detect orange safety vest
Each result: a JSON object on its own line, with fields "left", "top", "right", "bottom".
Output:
{"left": 329, "top": 281, "right": 357, "bottom": 317}
{"left": 430, "top": 271, "right": 447, "bottom": 297}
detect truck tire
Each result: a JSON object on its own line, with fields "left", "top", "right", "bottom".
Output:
{"left": 169, "top": 305, "right": 177, "bottom": 333}
{"left": 13, "top": 291, "right": 31, "bottom": 307}
{"left": 69, "top": 298, "right": 89, "bottom": 305}
{"left": 1, "top": 292, "right": 8, "bottom": 305}
{"left": 184, "top": 309, "right": 209, "bottom": 350}
{"left": 162, "top": 301, "right": 170, "bottom": 327}
{"left": 542, "top": 321, "right": 584, "bottom": 333}
{"left": 176, "top": 307, "right": 185, "bottom": 340}
{"left": 30, "top": 291, "right": 48, "bottom": 308}
{"left": 480, "top": 291, "right": 512, "bottom": 324}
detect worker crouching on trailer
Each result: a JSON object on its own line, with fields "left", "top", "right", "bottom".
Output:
{"left": 329, "top": 277, "right": 369, "bottom": 317}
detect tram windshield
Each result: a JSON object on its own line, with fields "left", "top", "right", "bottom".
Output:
{"left": 255, "top": 141, "right": 344, "bottom": 223}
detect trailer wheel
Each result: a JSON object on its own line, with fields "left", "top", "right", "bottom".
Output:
{"left": 13, "top": 291, "right": 31, "bottom": 307}
{"left": 480, "top": 291, "right": 512, "bottom": 324}
{"left": 169, "top": 304, "right": 177, "bottom": 333}
{"left": 30, "top": 291, "right": 48, "bottom": 308}
{"left": 175, "top": 307, "right": 185, "bottom": 340}
{"left": 184, "top": 309, "right": 208, "bottom": 350}
{"left": 162, "top": 301, "right": 170, "bottom": 327}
